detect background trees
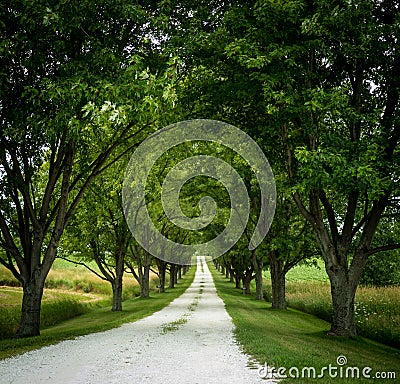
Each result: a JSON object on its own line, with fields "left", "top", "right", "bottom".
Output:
{"left": 1, "top": 0, "right": 398, "bottom": 341}
{"left": 171, "top": 0, "right": 400, "bottom": 337}
{"left": 220, "top": 0, "right": 400, "bottom": 336}
{"left": 60, "top": 167, "right": 130, "bottom": 311}
{"left": 0, "top": 1, "right": 176, "bottom": 337}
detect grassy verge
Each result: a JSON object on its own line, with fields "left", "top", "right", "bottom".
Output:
{"left": 0, "top": 266, "right": 195, "bottom": 360}
{"left": 0, "top": 287, "right": 107, "bottom": 339}
{"left": 263, "top": 262, "right": 400, "bottom": 349}
{"left": 211, "top": 264, "right": 400, "bottom": 384}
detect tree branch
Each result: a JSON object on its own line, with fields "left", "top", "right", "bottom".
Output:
{"left": 366, "top": 243, "right": 400, "bottom": 257}
{"left": 318, "top": 189, "right": 339, "bottom": 249}
{"left": 57, "top": 256, "right": 108, "bottom": 281}
{"left": 281, "top": 123, "right": 315, "bottom": 224}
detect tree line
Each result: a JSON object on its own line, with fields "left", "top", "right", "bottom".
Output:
{"left": 0, "top": 0, "right": 399, "bottom": 339}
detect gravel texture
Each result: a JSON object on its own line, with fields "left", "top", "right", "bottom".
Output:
{"left": 0, "top": 257, "right": 275, "bottom": 383}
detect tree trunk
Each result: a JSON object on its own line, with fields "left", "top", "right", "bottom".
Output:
{"left": 140, "top": 252, "right": 151, "bottom": 298}
{"left": 271, "top": 270, "right": 286, "bottom": 309}
{"left": 252, "top": 250, "right": 264, "bottom": 300}
{"left": 178, "top": 265, "right": 182, "bottom": 280}
{"left": 112, "top": 245, "right": 125, "bottom": 311}
{"left": 269, "top": 251, "right": 287, "bottom": 309}
{"left": 158, "top": 261, "right": 167, "bottom": 293}
{"left": 140, "top": 272, "right": 150, "bottom": 298}
{"left": 234, "top": 273, "right": 241, "bottom": 289}
{"left": 17, "top": 272, "right": 45, "bottom": 337}
{"left": 111, "top": 276, "right": 123, "bottom": 311}
{"left": 242, "top": 272, "right": 252, "bottom": 295}
{"left": 169, "top": 264, "right": 176, "bottom": 288}
{"left": 229, "top": 268, "right": 234, "bottom": 283}
{"left": 327, "top": 266, "right": 357, "bottom": 337}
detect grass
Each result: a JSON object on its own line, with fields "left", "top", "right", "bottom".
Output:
{"left": 0, "top": 258, "right": 144, "bottom": 296}
{"left": 211, "top": 263, "right": 400, "bottom": 384}
{"left": 0, "top": 265, "right": 195, "bottom": 360}
{"left": 0, "top": 287, "right": 106, "bottom": 339}
{"left": 263, "top": 262, "right": 400, "bottom": 349}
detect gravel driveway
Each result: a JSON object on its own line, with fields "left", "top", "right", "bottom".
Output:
{"left": 0, "top": 257, "right": 274, "bottom": 383}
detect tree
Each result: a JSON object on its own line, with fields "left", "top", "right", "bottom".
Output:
{"left": 125, "top": 241, "right": 153, "bottom": 299}
{"left": 225, "top": 0, "right": 400, "bottom": 336}
{"left": 0, "top": 1, "right": 176, "bottom": 337}
{"left": 265, "top": 193, "right": 318, "bottom": 309}
{"left": 176, "top": 0, "right": 399, "bottom": 336}
{"left": 60, "top": 168, "right": 130, "bottom": 311}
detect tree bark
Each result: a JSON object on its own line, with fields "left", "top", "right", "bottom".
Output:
{"left": 111, "top": 276, "right": 123, "bottom": 311}
{"left": 269, "top": 251, "right": 287, "bottom": 309}
{"left": 234, "top": 273, "right": 241, "bottom": 289}
{"left": 112, "top": 243, "right": 126, "bottom": 311}
{"left": 327, "top": 266, "right": 357, "bottom": 337}
{"left": 155, "top": 258, "right": 167, "bottom": 292}
{"left": 229, "top": 268, "right": 234, "bottom": 283}
{"left": 242, "top": 269, "right": 253, "bottom": 295}
{"left": 139, "top": 251, "right": 151, "bottom": 298}
{"left": 169, "top": 264, "right": 176, "bottom": 288}
{"left": 17, "top": 270, "right": 45, "bottom": 337}
{"left": 252, "top": 250, "right": 264, "bottom": 300}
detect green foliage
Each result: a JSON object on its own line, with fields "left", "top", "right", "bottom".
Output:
{"left": 360, "top": 251, "right": 400, "bottom": 287}
{"left": 0, "top": 0, "right": 178, "bottom": 280}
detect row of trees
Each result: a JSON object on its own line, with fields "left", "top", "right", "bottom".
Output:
{"left": 0, "top": 0, "right": 399, "bottom": 339}
{"left": 173, "top": 0, "right": 400, "bottom": 337}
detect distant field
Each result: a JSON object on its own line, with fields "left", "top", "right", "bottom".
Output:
{"left": 0, "top": 258, "right": 146, "bottom": 296}
{"left": 262, "top": 259, "right": 329, "bottom": 281}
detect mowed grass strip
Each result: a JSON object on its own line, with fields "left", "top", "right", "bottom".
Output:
{"left": 211, "top": 264, "right": 400, "bottom": 384}
{"left": 0, "top": 266, "right": 195, "bottom": 360}
{"left": 263, "top": 262, "right": 400, "bottom": 349}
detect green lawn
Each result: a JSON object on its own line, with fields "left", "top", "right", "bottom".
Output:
{"left": 263, "top": 261, "right": 400, "bottom": 349}
{"left": 211, "top": 263, "right": 399, "bottom": 384}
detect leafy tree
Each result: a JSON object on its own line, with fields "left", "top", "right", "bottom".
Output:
{"left": 265, "top": 192, "right": 319, "bottom": 309}
{"left": 0, "top": 1, "right": 176, "bottom": 337}
{"left": 175, "top": 0, "right": 400, "bottom": 336}
{"left": 59, "top": 168, "right": 130, "bottom": 311}
{"left": 222, "top": 0, "right": 400, "bottom": 336}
